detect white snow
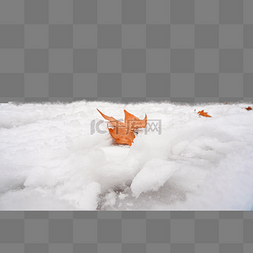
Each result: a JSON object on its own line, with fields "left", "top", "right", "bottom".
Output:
{"left": 0, "top": 100, "right": 253, "bottom": 210}
{"left": 131, "top": 158, "right": 179, "bottom": 198}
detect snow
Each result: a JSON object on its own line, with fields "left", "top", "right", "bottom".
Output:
{"left": 0, "top": 100, "right": 253, "bottom": 210}
{"left": 131, "top": 158, "right": 179, "bottom": 198}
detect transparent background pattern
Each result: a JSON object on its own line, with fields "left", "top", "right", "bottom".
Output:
{"left": 1, "top": 1, "right": 253, "bottom": 252}
{"left": 0, "top": 211, "right": 253, "bottom": 253}
{"left": 0, "top": 0, "right": 252, "bottom": 103}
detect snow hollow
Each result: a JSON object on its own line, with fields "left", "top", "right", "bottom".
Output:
{"left": 0, "top": 100, "right": 253, "bottom": 210}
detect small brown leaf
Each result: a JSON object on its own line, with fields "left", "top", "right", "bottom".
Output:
{"left": 97, "top": 109, "right": 147, "bottom": 146}
{"left": 245, "top": 106, "right": 252, "bottom": 111}
{"left": 197, "top": 110, "right": 212, "bottom": 117}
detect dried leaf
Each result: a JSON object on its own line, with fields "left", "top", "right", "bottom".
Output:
{"left": 97, "top": 109, "right": 147, "bottom": 146}
{"left": 197, "top": 110, "right": 212, "bottom": 117}
{"left": 245, "top": 106, "right": 252, "bottom": 111}
{"left": 97, "top": 109, "right": 125, "bottom": 128}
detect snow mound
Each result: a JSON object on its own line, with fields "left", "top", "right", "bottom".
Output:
{"left": 131, "top": 158, "right": 179, "bottom": 198}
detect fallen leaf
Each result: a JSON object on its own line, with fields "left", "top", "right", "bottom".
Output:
{"left": 97, "top": 109, "right": 147, "bottom": 146}
{"left": 197, "top": 110, "right": 212, "bottom": 117}
{"left": 245, "top": 106, "right": 252, "bottom": 111}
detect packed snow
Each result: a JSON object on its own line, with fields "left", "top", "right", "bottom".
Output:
{"left": 0, "top": 100, "right": 253, "bottom": 210}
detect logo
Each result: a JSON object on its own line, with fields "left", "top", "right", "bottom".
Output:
{"left": 90, "top": 119, "right": 161, "bottom": 135}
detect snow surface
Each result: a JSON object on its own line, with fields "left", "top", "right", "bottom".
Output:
{"left": 0, "top": 100, "right": 253, "bottom": 210}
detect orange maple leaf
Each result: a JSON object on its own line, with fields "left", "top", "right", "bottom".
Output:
{"left": 245, "top": 106, "right": 252, "bottom": 111}
{"left": 197, "top": 110, "right": 212, "bottom": 117}
{"left": 97, "top": 109, "right": 147, "bottom": 146}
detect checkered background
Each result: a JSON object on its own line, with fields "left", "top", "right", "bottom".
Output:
{"left": 0, "top": 0, "right": 253, "bottom": 104}
{"left": 1, "top": 1, "right": 253, "bottom": 252}
{"left": 0, "top": 211, "right": 253, "bottom": 253}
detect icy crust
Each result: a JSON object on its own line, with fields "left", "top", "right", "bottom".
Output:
{"left": 0, "top": 101, "right": 253, "bottom": 210}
